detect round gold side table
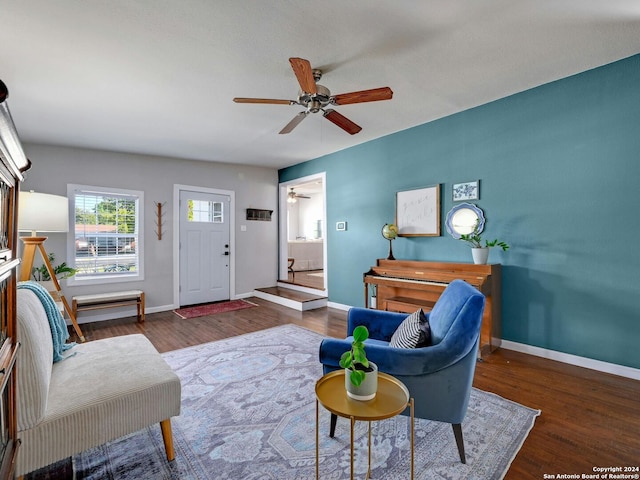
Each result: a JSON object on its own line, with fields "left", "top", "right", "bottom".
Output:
{"left": 315, "top": 370, "right": 414, "bottom": 480}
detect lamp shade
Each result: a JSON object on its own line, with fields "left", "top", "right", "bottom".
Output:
{"left": 18, "top": 191, "right": 69, "bottom": 234}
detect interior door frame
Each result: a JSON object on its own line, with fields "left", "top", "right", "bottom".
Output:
{"left": 173, "top": 184, "right": 236, "bottom": 308}
{"left": 278, "top": 172, "right": 327, "bottom": 293}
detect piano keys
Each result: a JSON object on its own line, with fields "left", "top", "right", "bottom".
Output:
{"left": 364, "top": 259, "right": 501, "bottom": 356}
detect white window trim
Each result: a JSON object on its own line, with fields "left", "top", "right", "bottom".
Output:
{"left": 66, "top": 184, "right": 144, "bottom": 286}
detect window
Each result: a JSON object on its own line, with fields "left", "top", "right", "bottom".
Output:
{"left": 188, "top": 200, "right": 223, "bottom": 223}
{"left": 67, "top": 185, "right": 143, "bottom": 285}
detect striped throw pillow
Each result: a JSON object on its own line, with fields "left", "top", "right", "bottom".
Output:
{"left": 389, "top": 309, "right": 431, "bottom": 349}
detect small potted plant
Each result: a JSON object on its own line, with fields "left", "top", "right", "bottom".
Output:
{"left": 459, "top": 221, "right": 509, "bottom": 264}
{"left": 339, "top": 325, "right": 378, "bottom": 400}
{"left": 32, "top": 253, "right": 77, "bottom": 284}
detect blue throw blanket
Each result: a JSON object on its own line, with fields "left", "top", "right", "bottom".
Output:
{"left": 18, "top": 281, "right": 75, "bottom": 362}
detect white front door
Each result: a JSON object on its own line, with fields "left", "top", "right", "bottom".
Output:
{"left": 179, "top": 190, "right": 230, "bottom": 306}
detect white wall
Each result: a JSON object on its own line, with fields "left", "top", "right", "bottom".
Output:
{"left": 287, "top": 192, "right": 323, "bottom": 240}
{"left": 21, "top": 143, "right": 279, "bottom": 321}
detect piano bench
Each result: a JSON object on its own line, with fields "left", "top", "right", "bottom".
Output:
{"left": 384, "top": 296, "right": 436, "bottom": 313}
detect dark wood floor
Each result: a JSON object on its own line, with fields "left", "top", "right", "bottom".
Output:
{"left": 70, "top": 298, "right": 640, "bottom": 479}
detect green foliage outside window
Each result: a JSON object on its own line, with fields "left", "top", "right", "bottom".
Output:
{"left": 75, "top": 197, "right": 136, "bottom": 233}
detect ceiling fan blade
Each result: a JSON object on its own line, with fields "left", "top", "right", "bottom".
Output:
{"left": 332, "top": 87, "right": 393, "bottom": 105}
{"left": 233, "top": 97, "right": 294, "bottom": 105}
{"left": 289, "top": 57, "right": 317, "bottom": 95}
{"left": 279, "top": 111, "right": 308, "bottom": 134}
{"left": 323, "top": 109, "right": 362, "bottom": 135}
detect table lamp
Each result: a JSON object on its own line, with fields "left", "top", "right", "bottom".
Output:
{"left": 18, "top": 190, "right": 68, "bottom": 236}
{"left": 18, "top": 191, "right": 69, "bottom": 278}
{"left": 18, "top": 190, "right": 85, "bottom": 341}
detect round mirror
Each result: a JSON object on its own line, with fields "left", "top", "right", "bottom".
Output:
{"left": 445, "top": 203, "right": 485, "bottom": 239}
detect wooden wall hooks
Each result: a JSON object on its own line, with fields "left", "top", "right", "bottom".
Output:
{"left": 154, "top": 201, "right": 166, "bottom": 240}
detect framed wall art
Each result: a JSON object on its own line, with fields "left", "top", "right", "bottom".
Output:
{"left": 452, "top": 180, "right": 479, "bottom": 201}
{"left": 395, "top": 184, "right": 441, "bottom": 236}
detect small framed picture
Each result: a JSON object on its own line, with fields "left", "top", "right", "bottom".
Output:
{"left": 452, "top": 180, "right": 479, "bottom": 202}
{"left": 336, "top": 221, "right": 347, "bottom": 231}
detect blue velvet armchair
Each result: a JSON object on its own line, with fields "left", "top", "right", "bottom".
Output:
{"left": 319, "top": 279, "right": 485, "bottom": 464}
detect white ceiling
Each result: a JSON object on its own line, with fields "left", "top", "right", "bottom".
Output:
{"left": 2, "top": 1, "right": 639, "bottom": 170}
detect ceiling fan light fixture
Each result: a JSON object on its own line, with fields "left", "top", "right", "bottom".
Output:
{"left": 298, "top": 84, "right": 331, "bottom": 110}
{"left": 234, "top": 57, "right": 392, "bottom": 135}
{"left": 308, "top": 100, "right": 322, "bottom": 113}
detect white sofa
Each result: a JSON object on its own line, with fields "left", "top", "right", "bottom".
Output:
{"left": 15, "top": 288, "right": 181, "bottom": 477}
{"left": 287, "top": 240, "right": 324, "bottom": 271}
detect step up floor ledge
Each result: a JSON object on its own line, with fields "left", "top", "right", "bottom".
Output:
{"left": 253, "top": 289, "right": 327, "bottom": 311}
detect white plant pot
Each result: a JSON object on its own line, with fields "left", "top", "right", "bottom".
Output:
{"left": 471, "top": 247, "right": 490, "bottom": 265}
{"left": 37, "top": 280, "right": 56, "bottom": 292}
{"left": 345, "top": 362, "right": 378, "bottom": 401}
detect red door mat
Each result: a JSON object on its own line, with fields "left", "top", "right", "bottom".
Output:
{"left": 174, "top": 299, "right": 258, "bottom": 319}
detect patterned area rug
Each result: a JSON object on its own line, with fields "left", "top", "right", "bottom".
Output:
{"left": 31, "top": 325, "right": 540, "bottom": 479}
{"left": 173, "top": 299, "right": 257, "bottom": 319}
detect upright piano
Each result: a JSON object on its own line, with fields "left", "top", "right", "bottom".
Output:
{"left": 364, "top": 259, "right": 501, "bottom": 356}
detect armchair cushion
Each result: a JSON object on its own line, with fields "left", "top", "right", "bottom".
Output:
{"left": 346, "top": 307, "right": 408, "bottom": 340}
{"left": 389, "top": 309, "right": 431, "bottom": 348}
{"left": 322, "top": 335, "right": 464, "bottom": 377}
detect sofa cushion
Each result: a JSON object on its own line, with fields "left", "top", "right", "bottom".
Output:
{"left": 18, "top": 281, "right": 74, "bottom": 362}
{"left": 17, "top": 289, "right": 54, "bottom": 430}
{"left": 389, "top": 309, "right": 431, "bottom": 348}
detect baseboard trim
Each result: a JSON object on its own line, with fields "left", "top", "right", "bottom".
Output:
{"left": 501, "top": 340, "right": 640, "bottom": 381}
{"left": 234, "top": 292, "right": 254, "bottom": 300}
{"left": 72, "top": 303, "right": 174, "bottom": 324}
{"left": 326, "top": 301, "right": 351, "bottom": 311}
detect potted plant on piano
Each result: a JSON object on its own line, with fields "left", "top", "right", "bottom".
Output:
{"left": 339, "top": 326, "right": 378, "bottom": 400}
{"left": 459, "top": 221, "right": 509, "bottom": 264}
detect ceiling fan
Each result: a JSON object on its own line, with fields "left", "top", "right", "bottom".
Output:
{"left": 287, "top": 187, "right": 310, "bottom": 203}
{"left": 233, "top": 57, "right": 393, "bottom": 135}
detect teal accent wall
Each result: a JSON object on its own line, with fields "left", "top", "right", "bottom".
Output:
{"left": 280, "top": 54, "right": 640, "bottom": 370}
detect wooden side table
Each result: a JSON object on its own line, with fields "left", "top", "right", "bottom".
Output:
{"left": 315, "top": 370, "right": 414, "bottom": 480}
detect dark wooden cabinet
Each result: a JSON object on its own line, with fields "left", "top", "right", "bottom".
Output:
{"left": 0, "top": 79, "right": 30, "bottom": 479}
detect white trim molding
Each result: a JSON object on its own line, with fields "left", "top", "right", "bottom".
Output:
{"left": 327, "top": 301, "right": 351, "bottom": 311}
{"left": 501, "top": 340, "right": 640, "bottom": 381}
{"left": 172, "top": 184, "right": 236, "bottom": 309}
{"left": 278, "top": 172, "right": 327, "bottom": 292}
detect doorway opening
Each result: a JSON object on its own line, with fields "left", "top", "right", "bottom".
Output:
{"left": 278, "top": 173, "right": 327, "bottom": 293}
